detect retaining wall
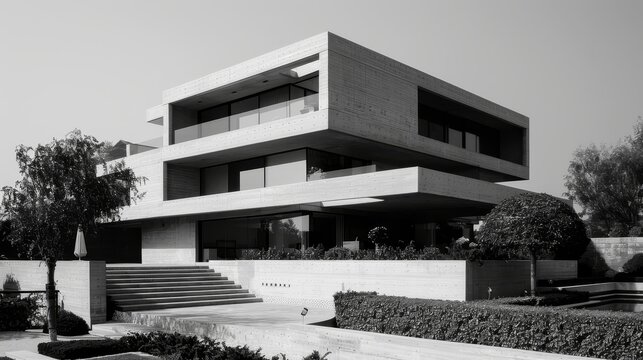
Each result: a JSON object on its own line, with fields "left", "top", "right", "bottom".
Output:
{"left": 209, "top": 260, "right": 577, "bottom": 308}
{"left": 0, "top": 260, "right": 106, "bottom": 326}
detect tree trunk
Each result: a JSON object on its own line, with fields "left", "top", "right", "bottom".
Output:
{"left": 529, "top": 251, "right": 537, "bottom": 297}
{"left": 46, "top": 260, "right": 57, "bottom": 341}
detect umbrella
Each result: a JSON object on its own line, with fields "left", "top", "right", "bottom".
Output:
{"left": 74, "top": 224, "right": 87, "bottom": 260}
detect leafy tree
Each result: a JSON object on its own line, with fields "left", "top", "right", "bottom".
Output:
{"left": 477, "top": 193, "right": 587, "bottom": 295}
{"left": 1, "top": 130, "right": 143, "bottom": 340}
{"left": 565, "top": 117, "right": 643, "bottom": 236}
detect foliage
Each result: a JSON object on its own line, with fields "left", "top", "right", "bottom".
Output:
{"left": 2, "top": 273, "right": 19, "bottom": 289}
{"left": 334, "top": 291, "right": 643, "bottom": 360}
{"left": 622, "top": 253, "right": 643, "bottom": 275}
{"left": 119, "top": 332, "right": 220, "bottom": 359}
{"left": 43, "top": 309, "right": 89, "bottom": 336}
{"left": 301, "top": 350, "right": 331, "bottom": 360}
{"left": 38, "top": 339, "right": 129, "bottom": 359}
{"left": 477, "top": 193, "right": 588, "bottom": 260}
{"left": 629, "top": 226, "right": 642, "bottom": 236}
{"left": 608, "top": 223, "right": 629, "bottom": 237}
{"left": 445, "top": 237, "right": 482, "bottom": 261}
{"left": 565, "top": 117, "right": 643, "bottom": 234}
{"left": 241, "top": 243, "right": 443, "bottom": 260}
{"left": 1, "top": 129, "right": 144, "bottom": 262}
{"left": 323, "top": 247, "right": 352, "bottom": 260}
{"left": 0, "top": 296, "right": 39, "bottom": 331}
{"left": 367, "top": 226, "right": 396, "bottom": 247}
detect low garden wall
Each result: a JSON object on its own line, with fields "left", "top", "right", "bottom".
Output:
{"left": 209, "top": 260, "right": 576, "bottom": 308}
{"left": 0, "top": 260, "right": 106, "bottom": 326}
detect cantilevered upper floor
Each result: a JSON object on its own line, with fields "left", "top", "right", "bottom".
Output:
{"left": 131, "top": 32, "right": 528, "bottom": 183}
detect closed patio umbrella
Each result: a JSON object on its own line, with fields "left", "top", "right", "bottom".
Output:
{"left": 74, "top": 224, "right": 87, "bottom": 260}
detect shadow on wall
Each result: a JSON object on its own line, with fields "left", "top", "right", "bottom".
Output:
{"left": 578, "top": 238, "right": 643, "bottom": 277}
{"left": 578, "top": 241, "right": 610, "bottom": 277}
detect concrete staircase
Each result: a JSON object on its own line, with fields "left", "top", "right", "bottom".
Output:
{"left": 106, "top": 265, "right": 261, "bottom": 311}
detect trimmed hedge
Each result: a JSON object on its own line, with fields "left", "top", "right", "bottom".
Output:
{"left": 334, "top": 291, "right": 643, "bottom": 360}
{"left": 0, "top": 296, "right": 38, "bottom": 331}
{"left": 242, "top": 244, "right": 443, "bottom": 260}
{"left": 38, "top": 339, "right": 128, "bottom": 359}
{"left": 43, "top": 309, "right": 89, "bottom": 336}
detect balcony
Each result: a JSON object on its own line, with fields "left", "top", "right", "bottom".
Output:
{"left": 174, "top": 93, "right": 319, "bottom": 144}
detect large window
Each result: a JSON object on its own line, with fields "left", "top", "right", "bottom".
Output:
{"left": 198, "top": 148, "right": 371, "bottom": 196}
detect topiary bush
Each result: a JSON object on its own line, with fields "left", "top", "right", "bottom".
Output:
{"left": 38, "top": 339, "right": 129, "bottom": 359}
{"left": 43, "top": 309, "right": 89, "bottom": 336}
{"left": 334, "top": 291, "right": 643, "bottom": 360}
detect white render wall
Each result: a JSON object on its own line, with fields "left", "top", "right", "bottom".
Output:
{"left": 209, "top": 260, "right": 577, "bottom": 308}
{"left": 0, "top": 260, "right": 106, "bottom": 326}
{"left": 141, "top": 217, "right": 197, "bottom": 264}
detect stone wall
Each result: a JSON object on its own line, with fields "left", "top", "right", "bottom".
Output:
{"left": 0, "top": 260, "right": 106, "bottom": 326}
{"left": 210, "top": 260, "right": 577, "bottom": 307}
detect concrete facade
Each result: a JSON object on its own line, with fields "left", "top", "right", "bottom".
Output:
{"left": 103, "top": 32, "right": 530, "bottom": 263}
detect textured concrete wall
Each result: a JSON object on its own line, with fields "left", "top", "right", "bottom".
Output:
{"left": 0, "top": 260, "right": 106, "bottom": 326}
{"left": 141, "top": 217, "right": 196, "bottom": 264}
{"left": 581, "top": 237, "right": 643, "bottom": 275}
{"left": 326, "top": 33, "right": 529, "bottom": 180}
{"left": 209, "top": 260, "right": 577, "bottom": 307}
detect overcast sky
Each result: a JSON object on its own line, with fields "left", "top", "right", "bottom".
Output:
{"left": 1, "top": 0, "right": 642, "bottom": 199}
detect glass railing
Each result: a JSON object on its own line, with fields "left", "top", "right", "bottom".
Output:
{"left": 307, "top": 164, "right": 377, "bottom": 181}
{"left": 174, "top": 93, "right": 319, "bottom": 144}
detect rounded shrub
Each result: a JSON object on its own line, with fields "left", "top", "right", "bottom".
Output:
{"left": 43, "top": 309, "right": 89, "bottom": 336}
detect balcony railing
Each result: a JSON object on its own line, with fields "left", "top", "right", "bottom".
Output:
{"left": 174, "top": 93, "right": 319, "bottom": 144}
{"left": 307, "top": 164, "right": 377, "bottom": 181}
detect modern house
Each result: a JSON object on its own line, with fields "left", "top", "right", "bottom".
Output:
{"left": 100, "top": 32, "right": 529, "bottom": 264}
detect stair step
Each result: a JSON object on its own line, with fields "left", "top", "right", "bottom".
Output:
{"left": 107, "top": 284, "right": 241, "bottom": 294}
{"left": 108, "top": 289, "right": 248, "bottom": 300}
{"left": 106, "top": 272, "right": 220, "bottom": 279}
{"left": 112, "top": 293, "right": 255, "bottom": 305}
{"left": 115, "top": 297, "right": 263, "bottom": 312}
{"left": 106, "top": 266, "right": 209, "bottom": 271}
{"left": 107, "top": 269, "right": 215, "bottom": 275}
{"left": 107, "top": 276, "right": 227, "bottom": 283}
{"left": 107, "top": 280, "right": 235, "bottom": 289}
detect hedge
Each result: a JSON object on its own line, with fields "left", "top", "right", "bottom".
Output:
{"left": 38, "top": 339, "right": 128, "bottom": 359}
{"left": 334, "top": 291, "right": 643, "bottom": 360}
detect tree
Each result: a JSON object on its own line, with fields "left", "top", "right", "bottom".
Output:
{"left": 477, "top": 193, "right": 587, "bottom": 296}
{"left": 1, "top": 130, "right": 143, "bottom": 340}
{"left": 565, "top": 117, "right": 643, "bottom": 236}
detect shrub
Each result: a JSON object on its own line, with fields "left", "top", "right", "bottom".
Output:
{"left": 302, "top": 245, "right": 325, "bottom": 260}
{"left": 334, "top": 291, "right": 643, "bottom": 360}
{"left": 38, "top": 339, "right": 129, "bottom": 359}
{"left": 629, "top": 226, "right": 642, "bottom": 236}
{"left": 622, "top": 253, "right": 643, "bottom": 275}
{"left": 43, "top": 309, "right": 89, "bottom": 336}
{"left": 119, "top": 332, "right": 220, "bottom": 359}
{"left": 323, "top": 247, "right": 352, "bottom": 260}
{"left": 0, "top": 296, "right": 38, "bottom": 331}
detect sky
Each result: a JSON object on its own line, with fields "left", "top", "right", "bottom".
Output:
{"left": 0, "top": 0, "right": 642, "bottom": 199}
